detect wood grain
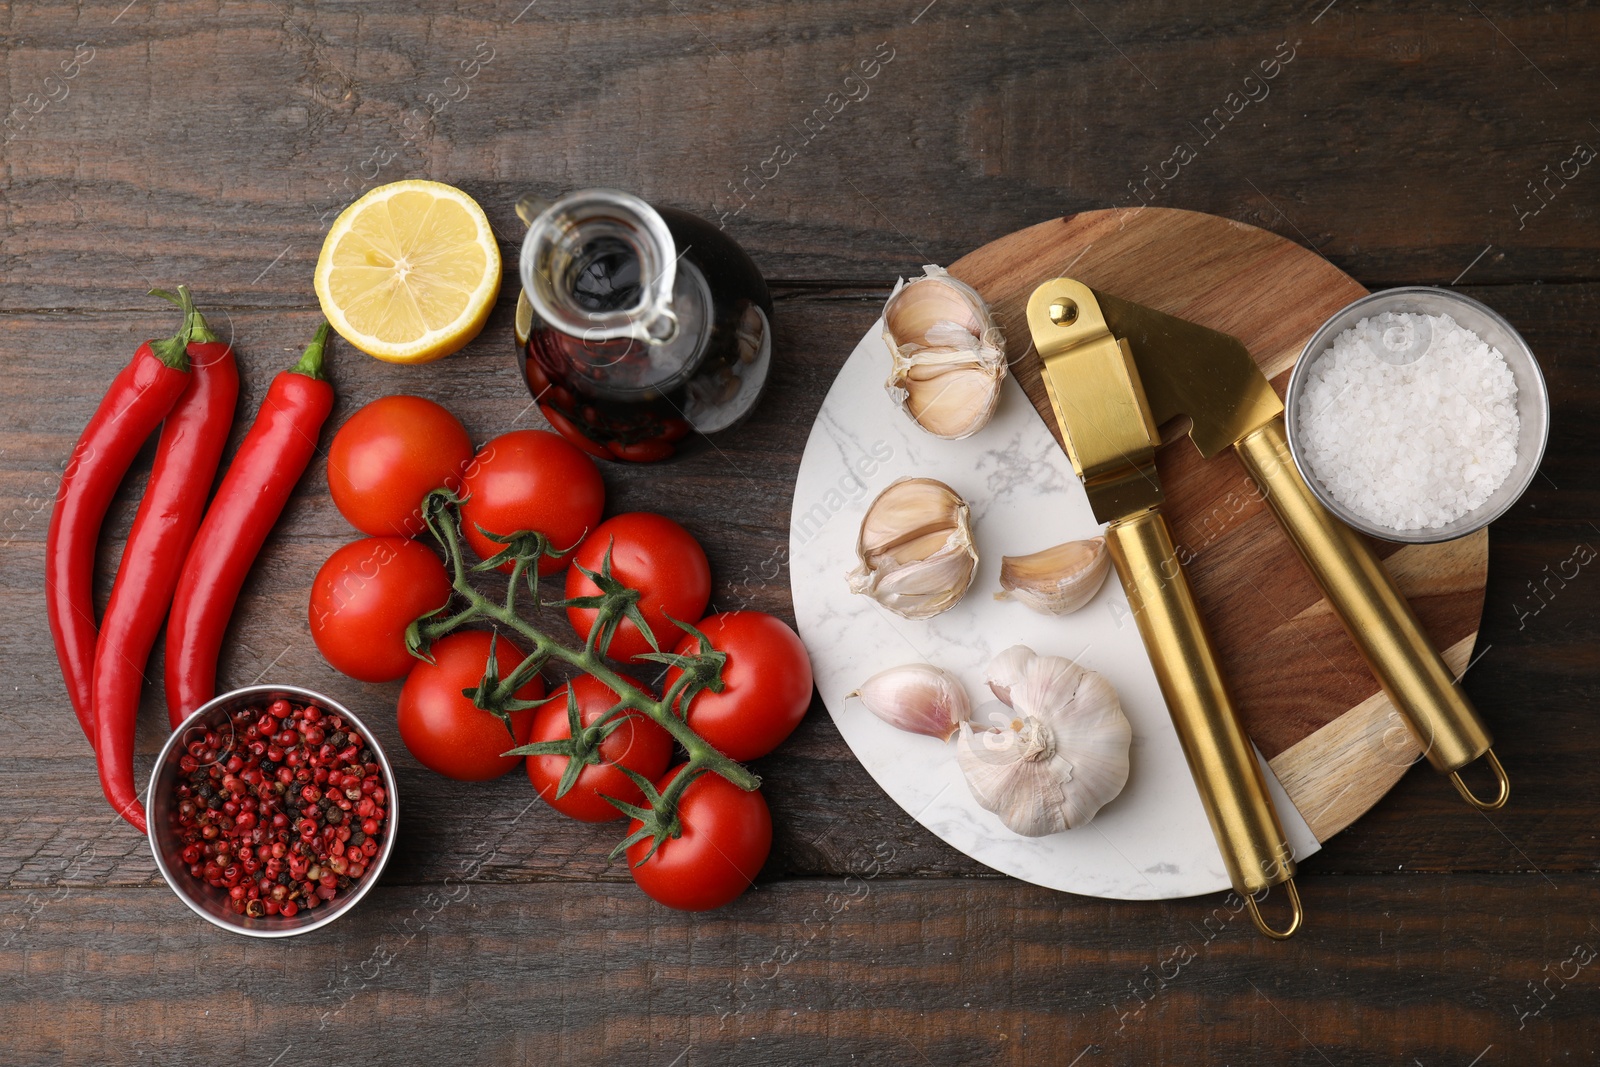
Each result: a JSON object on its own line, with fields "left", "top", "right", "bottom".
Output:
{"left": 1, "top": 1, "right": 1598, "bottom": 1062}
{"left": 4, "top": 877, "right": 1599, "bottom": 1066}
{"left": 0, "top": 2, "right": 1597, "bottom": 311}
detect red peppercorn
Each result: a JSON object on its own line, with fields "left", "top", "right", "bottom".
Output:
{"left": 168, "top": 697, "right": 387, "bottom": 922}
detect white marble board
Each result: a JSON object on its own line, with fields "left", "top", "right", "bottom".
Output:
{"left": 788, "top": 319, "right": 1319, "bottom": 901}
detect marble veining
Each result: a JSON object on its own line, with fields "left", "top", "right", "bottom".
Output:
{"left": 789, "top": 319, "right": 1320, "bottom": 901}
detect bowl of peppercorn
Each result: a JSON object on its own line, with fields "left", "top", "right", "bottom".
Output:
{"left": 147, "top": 684, "right": 398, "bottom": 938}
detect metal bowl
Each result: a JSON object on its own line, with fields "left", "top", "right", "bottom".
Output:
{"left": 146, "top": 684, "right": 399, "bottom": 938}
{"left": 1283, "top": 286, "right": 1550, "bottom": 544}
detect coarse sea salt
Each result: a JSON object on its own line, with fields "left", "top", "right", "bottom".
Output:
{"left": 1295, "top": 311, "right": 1519, "bottom": 532}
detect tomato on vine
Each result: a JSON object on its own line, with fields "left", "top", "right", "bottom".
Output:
{"left": 523, "top": 673, "right": 674, "bottom": 822}
{"left": 460, "top": 430, "right": 605, "bottom": 575}
{"left": 624, "top": 765, "right": 771, "bottom": 911}
{"left": 666, "top": 611, "right": 813, "bottom": 761}
{"left": 308, "top": 537, "right": 452, "bottom": 682}
{"left": 397, "top": 630, "right": 545, "bottom": 781}
{"left": 327, "top": 395, "right": 475, "bottom": 537}
{"left": 564, "top": 512, "right": 710, "bottom": 661}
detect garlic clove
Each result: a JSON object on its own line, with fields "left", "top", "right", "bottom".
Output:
{"left": 847, "top": 477, "right": 977, "bottom": 620}
{"left": 856, "top": 476, "right": 964, "bottom": 558}
{"left": 994, "top": 537, "right": 1111, "bottom": 615}
{"left": 883, "top": 270, "right": 988, "bottom": 351}
{"left": 881, "top": 265, "right": 1007, "bottom": 441}
{"left": 957, "top": 645, "right": 1131, "bottom": 835}
{"left": 899, "top": 362, "right": 1004, "bottom": 441}
{"left": 849, "top": 664, "right": 971, "bottom": 740}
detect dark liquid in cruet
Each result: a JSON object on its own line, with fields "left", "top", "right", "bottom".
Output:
{"left": 519, "top": 207, "right": 773, "bottom": 462}
{"left": 569, "top": 237, "right": 643, "bottom": 312}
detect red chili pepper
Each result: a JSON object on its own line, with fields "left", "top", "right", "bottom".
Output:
{"left": 45, "top": 290, "right": 194, "bottom": 747}
{"left": 165, "top": 323, "right": 335, "bottom": 725}
{"left": 91, "top": 291, "right": 240, "bottom": 832}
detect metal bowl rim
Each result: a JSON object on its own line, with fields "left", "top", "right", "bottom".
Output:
{"left": 145, "top": 683, "right": 399, "bottom": 939}
{"left": 1283, "top": 285, "right": 1550, "bottom": 545}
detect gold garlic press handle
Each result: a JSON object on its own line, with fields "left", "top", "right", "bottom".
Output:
{"left": 1105, "top": 507, "right": 1301, "bottom": 938}
{"left": 1234, "top": 416, "right": 1509, "bottom": 810}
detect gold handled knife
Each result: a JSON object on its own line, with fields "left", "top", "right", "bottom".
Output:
{"left": 1025, "top": 279, "right": 1301, "bottom": 939}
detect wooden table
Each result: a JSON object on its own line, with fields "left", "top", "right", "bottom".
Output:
{"left": 2, "top": 2, "right": 1596, "bottom": 1063}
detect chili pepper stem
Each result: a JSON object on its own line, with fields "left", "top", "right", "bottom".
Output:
{"left": 144, "top": 288, "right": 196, "bottom": 371}
{"left": 291, "top": 322, "right": 333, "bottom": 380}
{"left": 151, "top": 285, "right": 220, "bottom": 344}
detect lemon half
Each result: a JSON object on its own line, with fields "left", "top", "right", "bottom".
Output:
{"left": 314, "top": 180, "right": 502, "bottom": 364}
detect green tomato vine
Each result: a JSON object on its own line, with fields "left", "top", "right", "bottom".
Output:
{"left": 405, "top": 488, "right": 759, "bottom": 860}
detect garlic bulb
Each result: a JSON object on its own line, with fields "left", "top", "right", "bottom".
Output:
{"left": 956, "top": 645, "right": 1132, "bottom": 836}
{"left": 849, "top": 664, "right": 971, "bottom": 740}
{"left": 994, "top": 537, "right": 1111, "bottom": 615}
{"left": 882, "top": 265, "right": 1007, "bottom": 440}
{"left": 846, "top": 477, "right": 977, "bottom": 619}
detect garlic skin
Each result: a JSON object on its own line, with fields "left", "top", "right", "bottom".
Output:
{"left": 882, "top": 265, "right": 1007, "bottom": 440}
{"left": 849, "top": 664, "right": 971, "bottom": 740}
{"left": 994, "top": 537, "right": 1111, "bottom": 615}
{"left": 984, "top": 644, "right": 1032, "bottom": 707}
{"left": 957, "top": 645, "right": 1132, "bottom": 836}
{"left": 846, "top": 477, "right": 977, "bottom": 619}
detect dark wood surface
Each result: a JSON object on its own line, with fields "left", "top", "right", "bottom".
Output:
{"left": 2, "top": 2, "right": 1597, "bottom": 1064}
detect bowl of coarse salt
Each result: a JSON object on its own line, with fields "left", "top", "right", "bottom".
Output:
{"left": 1284, "top": 287, "right": 1549, "bottom": 544}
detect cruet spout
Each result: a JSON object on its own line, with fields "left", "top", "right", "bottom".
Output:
{"left": 518, "top": 188, "right": 681, "bottom": 347}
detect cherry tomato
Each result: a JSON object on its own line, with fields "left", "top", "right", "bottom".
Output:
{"left": 525, "top": 673, "right": 674, "bottom": 822}
{"left": 460, "top": 429, "right": 605, "bottom": 575}
{"left": 397, "top": 630, "right": 545, "bottom": 781}
{"left": 665, "top": 612, "right": 813, "bottom": 761}
{"left": 309, "top": 537, "right": 452, "bottom": 682}
{"left": 625, "top": 765, "right": 771, "bottom": 911}
{"left": 327, "top": 395, "right": 474, "bottom": 537}
{"left": 565, "top": 512, "right": 710, "bottom": 662}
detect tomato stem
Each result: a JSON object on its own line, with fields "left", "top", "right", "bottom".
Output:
{"left": 412, "top": 490, "right": 761, "bottom": 839}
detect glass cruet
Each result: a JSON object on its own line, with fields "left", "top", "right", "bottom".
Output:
{"left": 514, "top": 188, "right": 773, "bottom": 462}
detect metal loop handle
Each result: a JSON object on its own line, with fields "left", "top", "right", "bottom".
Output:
{"left": 1449, "top": 748, "right": 1510, "bottom": 811}
{"left": 1245, "top": 877, "right": 1303, "bottom": 941}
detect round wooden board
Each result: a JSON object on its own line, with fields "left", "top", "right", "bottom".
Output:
{"left": 947, "top": 207, "right": 1488, "bottom": 844}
